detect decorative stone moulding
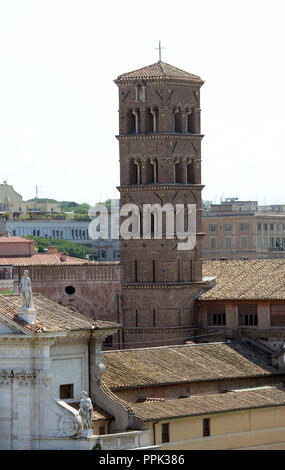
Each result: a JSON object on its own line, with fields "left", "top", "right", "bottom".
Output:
{"left": 17, "top": 307, "right": 37, "bottom": 325}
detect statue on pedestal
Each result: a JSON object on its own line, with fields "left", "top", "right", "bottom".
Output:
{"left": 20, "top": 270, "right": 34, "bottom": 310}
{"left": 79, "top": 391, "right": 93, "bottom": 437}
{"left": 17, "top": 269, "right": 36, "bottom": 324}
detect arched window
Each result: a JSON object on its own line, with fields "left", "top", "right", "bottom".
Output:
{"left": 135, "top": 85, "right": 146, "bottom": 102}
{"left": 174, "top": 108, "right": 182, "bottom": 133}
{"left": 187, "top": 109, "right": 196, "bottom": 133}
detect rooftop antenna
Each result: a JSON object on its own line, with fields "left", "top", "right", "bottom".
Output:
{"left": 156, "top": 40, "right": 164, "bottom": 62}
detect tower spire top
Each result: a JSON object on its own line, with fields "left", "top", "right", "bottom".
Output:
{"left": 156, "top": 40, "right": 164, "bottom": 62}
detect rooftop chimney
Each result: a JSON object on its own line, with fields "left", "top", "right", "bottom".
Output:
{"left": 47, "top": 246, "right": 58, "bottom": 254}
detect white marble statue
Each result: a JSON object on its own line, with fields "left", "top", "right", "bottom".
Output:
{"left": 19, "top": 270, "right": 34, "bottom": 310}
{"left": 79, "top": 391, "right": 93, "bottom": 435}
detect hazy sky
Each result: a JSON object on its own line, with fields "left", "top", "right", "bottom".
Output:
{"left": 1, "top": 0, "right": 285, "bottom": 205}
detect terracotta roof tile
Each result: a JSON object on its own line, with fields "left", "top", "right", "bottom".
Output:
{"left": 116, "top": 61, "right": 203, "bottom": 83}
{"left": 131, "top": 386, "right": 285, "bottom": 421}
{"left": 201, "top": 259, "right": 285, "bottom": 301}
{"left": 102, "top": 342, "right": 277, "bottom": 390}
{"left": 0, "top": 256, "right": 121, "bottom": 266}
{"left": 0, "top": 294, "right": 120, "bottom": 333}
{"left": 0, "top": 237, "right": 33, "bottom": 243}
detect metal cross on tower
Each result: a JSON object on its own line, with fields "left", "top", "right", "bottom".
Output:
{"left": 156, "top": 40, "right": 165, "bottom": 61}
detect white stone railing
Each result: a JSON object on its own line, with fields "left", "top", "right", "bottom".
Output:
{"left": 96, "top": 429, "right": 151, "bottom": 450}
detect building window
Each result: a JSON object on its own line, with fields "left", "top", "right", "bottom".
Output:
{"left": 59, "top": 384, "right": 74, "bottom": 399}
{"left": 162, "top": 423, "right": 170, "bottom": 443}
{"left": 207, "top": 304, "right": 226, "bottom": 326}
{"left": 65, "top": 285, "right": 75, "bottom": 295}
{"left": 203, "top": 418, "right": 210, "bottom": 437}
{"left": 225, "top": 224, "right": 231, "bottom": 232}
{"left": 270, "top": 223, "right": 274, "bottom": 231}
{"left": 210, "top": 224, "right": 216, "bottom": 232}
{"left": 240, "top": 236, "right": 248, "bottom": 249}
{"left": 264, "top": 224, "right": 268, "bottom": 231}
{"left": 240, "top": 223, "right": 248, "bottom": 232}
{"left": 210, "top": 237, "right": 217, "bottom": 249}
{"left": 208, "top": 313, "right": 226, "bottom": 326}
{"left": 99, "top": 426, "right": 105, "bottom": 435}
{"left": 225, "top": 237, "right": 232, "bottom": 249}
{"left": 103, "top": 335, "right": 113, "bottom": 347}
{"left": 238, "top": 304, "right": 258, "bottom": 326}
{"left": 257, "top": 223, "right": 262, "bottom": 232}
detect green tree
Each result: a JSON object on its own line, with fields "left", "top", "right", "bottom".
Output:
{"left": 26, "top": 236, "right": 97, "bottom": 260}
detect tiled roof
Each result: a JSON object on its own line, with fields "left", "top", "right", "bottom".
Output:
{"left": 0, "top": 255, "right": 121, "bottom": 266}
{"left": 0, "top": 237, "right": 33, "bottom": 243}
{"left": 0, "top": 253, "right": 87, "bottom": 265}
{"left": 201, "top": 259, "right": 285, "bottom": 301}
{"left": 0, "top": 294, "right": 120, "bottom": 333}
{"left": 116, "top": 61, "right": 202, "bottom": 83}
{"left": 102, "top": 342, "right": 277, "bottom": 390}
{"left": 131, "top": 386, "right": 285, "bottom": 421}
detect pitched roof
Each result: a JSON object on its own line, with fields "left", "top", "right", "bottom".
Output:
{"left": 102, "top": 342, "right": 277, "bottom": 391}
{"left": 0, "top": 236, "right": 33, "bottom": 243}
{"left": 131, "top": 386, "right": 285, "bottom": 421}
{"left": 200, "top": 259, "right": 285, "bottom": 301}
{"left": 0, "top": 293, "right": 120, "bottom": 334}
{"left": 0, "top": 253, "right": 88, "bottom": 265}
{"left": 116, "top": 61, "right": 203, "bottom": 83}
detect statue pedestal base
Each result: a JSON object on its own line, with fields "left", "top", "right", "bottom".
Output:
{"left": 79, "top": 429, "right": 93, "bottom": 439}
{"left": 17, "top": 307, "right": 37, "bottom": 325}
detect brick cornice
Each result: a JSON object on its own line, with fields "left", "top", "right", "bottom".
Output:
{"left": 122, "top": 281, "right": 206, "bottom": 290}
{"left": 117, "top": 184, "right": 204, "bottom": 192}
{"left": 116, "top": 133, "right": 204, "bottom": 142}
{"left": 114, "top": 79, "right": 204, "bottom": 88}
{"left": 123, "top": 325, "right": 198, "bottom": 334}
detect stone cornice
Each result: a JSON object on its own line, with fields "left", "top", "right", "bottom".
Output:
{"left": 117, "top": 184, "right": 204, "bottom": 192}
{"left": 116, "top": 133, "right": 204, "bottom": 142}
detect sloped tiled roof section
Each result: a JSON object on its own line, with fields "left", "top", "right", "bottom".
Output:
{"left": 102, "top": 342, "right": 277, "bottom": 390}
{"left": 0, "top": 256, "right": 120, "bottom": 266}
{"left": 201, "top": 259, "right": 285, "bottom": 301}
{"left": 0, "top": 294, "right": 120, "bottom": 334}
{"left": 131, "top": 386, "right": 285, "bottom": 421}
{"left": 115, "top": 61, "right": 203, "bottom": 84}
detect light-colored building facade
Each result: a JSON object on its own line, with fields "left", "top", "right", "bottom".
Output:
{"left": 202, "top": 199, "right": 285, "bottom": 260}
{"left": 26, "top": 199, "right": 62, "bottom": 214}
{"left": 0, "top": 182, "right": 26, "bottom": 218}
{"left": 0, "top": 292, "right": 154, "bottom": 450}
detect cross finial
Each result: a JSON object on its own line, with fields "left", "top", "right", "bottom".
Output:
{"left": 156, "top": 40, "right": 165, "bottom": 62}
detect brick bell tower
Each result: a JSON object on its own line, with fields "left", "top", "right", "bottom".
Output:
{"left": 115, "top": 60, "right": 206, "bottom": 349}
